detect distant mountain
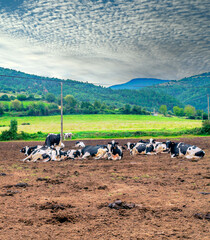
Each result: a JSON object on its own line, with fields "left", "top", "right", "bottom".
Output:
{"left": 0, "top": 67, "right": 181, "bottom": 111}
{"left": 110, "top": 78, "right": 171, "bottom": 90}
{"left": 147, "top": 72, "right": 210, "bottom": 111}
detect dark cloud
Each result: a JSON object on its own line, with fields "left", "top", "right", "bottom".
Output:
{"left": 0, "top": 0, "right": 209, "bottom": 84}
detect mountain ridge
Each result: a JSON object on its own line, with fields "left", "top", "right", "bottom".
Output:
{"left": 0, "top": 67, "right": 209, "bottom": 111}
{"left": 110, "top": 78, "right": 171, "bottom": 90}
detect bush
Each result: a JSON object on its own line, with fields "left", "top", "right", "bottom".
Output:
{"left": 201, "top": 120, "right": 210, "bottom": 134}
{"left": 0, "top": 119, "right": 18, "bottom": 140}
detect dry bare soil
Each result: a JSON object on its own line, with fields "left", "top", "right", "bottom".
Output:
{"left": 0, "top": 137, "right": 209, "bottom": 240}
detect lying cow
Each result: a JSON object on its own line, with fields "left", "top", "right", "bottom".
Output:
{"left": 66, "top": 149, "right": 82, "bottom": 159}
{"left": 21, "top": 146, "right": 51, "bottom": 162}
{"left": 124, "top": 142, "right": 136, "bottom": 151}
{"left": 166, "top": 141, "right": 205, "bottom": 160}
{"left": 81, "top": 145, "right": 108, "bottom": 159}
{"left": 75, "top": 141, "right": 85, "bottom": 148}
{"left": 20, "top": 145, "right": 43, "bottom": 156}
{"left": 21, "top": 145, "right": 65, "bottom": 162}
{"left": 107, "top": 141, "right": 123, "bottom": 160}
{"left": 131, "top": 142, "right": 155, "bottom": 156}
{"left": 45, "top": 133, "right": 64, "bottom": 148}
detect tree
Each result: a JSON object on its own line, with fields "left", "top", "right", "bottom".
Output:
{"left": 173, "top": 106, "right": 185, "bottom": 117}
{"left": 46, "top": 93, "right": 56, "bottom": 103}
{"left": 64, "top": 95, "right": 77, "bottom": 109}
{"left": 0, "top": 103, "right": 4, "bottom": 116}
{"left": 184, "top": 105, "right": 196, "bottom": 118}
{"left": 0, "top": 94, "right": 9, "bottom": 101}
{"left": 11, "top": 99, "right": 22, "bottom": 111}
{"left": 123, "top": 104, "right": 131, "bottom": 114}
{"left": 17, "top": 94, "right": 27, "bottom": 101}
{"left": 93, "top": 100, "right": 101, "bottom": 110}
{"left": 131, "top": 105, "right": 142, "bottom": 114}
{"left": 159, "top": 105, "right": 167, "bottom": 116}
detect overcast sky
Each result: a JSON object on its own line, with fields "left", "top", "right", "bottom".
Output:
{"left": 0, "top": 0, "right": 209, "bottom": 85}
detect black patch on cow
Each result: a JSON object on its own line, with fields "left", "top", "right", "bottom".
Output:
{"left": 45, "top": 134, "right": 61, "bottom": 147}
{"left": 195, "top": 151, "right": 205, "bottom": 158}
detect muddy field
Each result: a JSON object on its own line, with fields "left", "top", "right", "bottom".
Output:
{"left": 0, "top": 137, "right": 209, "bottom": 240}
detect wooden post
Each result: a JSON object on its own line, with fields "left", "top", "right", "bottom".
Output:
{"left": 61, "top": 82, "right": 63, "bottom": 141}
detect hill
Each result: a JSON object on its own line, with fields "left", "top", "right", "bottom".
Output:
{"left": 0, "top": 67, "right": 181, "bottom": 111}
{"left": 110, "top": 78, "right": 171, "bottom": 90}
{"left": 147, "top": 72, "right": 210, "bottom": 111}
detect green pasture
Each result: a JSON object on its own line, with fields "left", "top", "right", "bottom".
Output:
{"left": 0, "top": 100, "right": 50, "bottom": 107}
{"left": 0, "top": 115, "right": 202, "bottom": 136}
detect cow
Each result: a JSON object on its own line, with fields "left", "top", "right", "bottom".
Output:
{"left": 81, "top": 145, "right": 108, "bottom": 159}
{"left": 124, "top": 142, "right": 136, "bottom": 151}
{"left": 64, "top": 132, "right": 73, "bottom": 140}
{"left": 153, "top": 142, "right": 168, "bottom": 154}
{"left": 43, "top": 147, "right": 68, "bottom": 162}
{"left": 45, "top": 133, "right": 64, "bottom": 148}
{"left": 21, "top": 146, "right": 52, "bottom": 162}
{"left": 75, "top": 141, "right": 85, "bottom": 148}
{"left": 138, "top": 139, "right": 168, "bottom": 154}
{"left": 21, "top": 145, "right": 67, "bottom": 162}
{"left": 20, "top": 145, "right": 43, "bottom": 156}
{"left": 131, "top": 142, "right": 155, "bottom": 156}
{"left": 166, "top": 141, "right": 205, "bottom": 160}
{"left": 66, "top": 149, "right": 82, "bottom": 159}
{"left": 107, "top": 140, "right": 123, "bottom": 160}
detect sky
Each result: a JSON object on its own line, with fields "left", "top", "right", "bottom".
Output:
{"left": 0, "top": 0, "right": 209, "bottom": 86}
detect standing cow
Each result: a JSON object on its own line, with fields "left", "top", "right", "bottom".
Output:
{"left": 45, "top": 133, "right": 64, "bottom": 148}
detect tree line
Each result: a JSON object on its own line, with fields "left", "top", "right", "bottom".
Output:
{"left": 0, "top": 93, "right": 150, "bottom": 116}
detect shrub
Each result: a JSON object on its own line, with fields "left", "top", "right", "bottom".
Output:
{"left": 201, "top": 120, "right": 210, "bottom": 134}
{"left": 0, "top": 119, "right": 18, "bottom": 140}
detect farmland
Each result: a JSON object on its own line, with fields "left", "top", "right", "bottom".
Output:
{"left": 0, "top": 137, "right": 209, "bottom": 239}
{"left": 0, "top": 115, "right": 202, "bottom": 137}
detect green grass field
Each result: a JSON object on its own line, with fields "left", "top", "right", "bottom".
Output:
{"left": 0, "top": 114, "right": 202, "bottom": 136}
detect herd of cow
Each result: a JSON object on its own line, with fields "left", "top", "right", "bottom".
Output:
{"left": 19, "top": 133, "right": 205, "bottom": 162}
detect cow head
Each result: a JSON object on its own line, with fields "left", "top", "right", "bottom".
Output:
{"left": 165, "top": 140, "right": 172, "bottom": 151}
{"left": 20, "top": 146, "right": 29, "bottom": 156}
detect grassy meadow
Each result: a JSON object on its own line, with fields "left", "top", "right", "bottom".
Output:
{"left": 0, "top": 114, "right": 203, "bottom": 139}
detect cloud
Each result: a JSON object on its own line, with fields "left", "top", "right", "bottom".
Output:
{"left": 0, "top": 0, "right": 209, "bottom": 85}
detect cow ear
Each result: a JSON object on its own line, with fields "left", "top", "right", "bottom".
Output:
{"left": 122, "top": 146, "right": 126, "bottom": 150}
{"left": 116, "top": 142, "right": 119, "bottom": 144}
{"left": 108, "top": 142, "right": 111, "bottom": 144}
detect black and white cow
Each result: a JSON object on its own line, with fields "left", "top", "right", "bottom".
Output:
{"left": 81, "top": 145, "right": 108, "bottom": 159}
{"left": 21, "top": 145, "right": 65, "bottom": 162}
{"left": 21, "top": 146, "right": 51, "bottom": 162}
{"left": 124, "top": 142, "right": 136, "bottom": 151}
{"left": 66, "top": 149, "right": 82, "bottom": 159}
{"left": 45, "top": 133, "right": 64, "bottom": 148}
{"left": 131, "top": 142, "right": 155, "bottom": 156}
{"left": 20, "top": 145, "right": 43, "bottom": 156}
{"left": 75, "top": 141, "right": 85, "bottom": 148}
{"left": 64, "top": 132, "right": 73, "bottom": 140}
{"left": 107, "top": 140, "right": 123, "bottom": 160}
{"left": 153, "top": 141, "right": 168, "bottom": 154}
{"left": 166, "top": 141, "right": 205, "bottom": 160}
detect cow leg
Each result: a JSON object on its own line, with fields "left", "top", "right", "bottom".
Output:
{"left": 21, "top": 155, "right": 32, "bottom": 162}
{"left": 95, "top": 149, "right": 107, "bottom": 159}
{"left": 82, "top": 152, "right": 91, "bottom": 159}
{"left": 32, "top": 153, "right": 42, "bottom": 162}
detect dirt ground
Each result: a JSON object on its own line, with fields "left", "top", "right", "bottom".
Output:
{"left": 0, "top": 137, "right": 209, "bottom": 240}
